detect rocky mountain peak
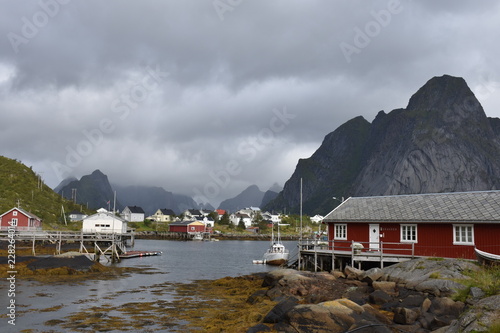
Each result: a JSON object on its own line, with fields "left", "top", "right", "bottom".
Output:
{"left": 406, "top": 75, "right": 488, "bottom": 130}
{"left": 407, "top": 75, "right": 475, "bottom": 111}
{"left": 265, "top": 75, "right": 500, "bottom": 215}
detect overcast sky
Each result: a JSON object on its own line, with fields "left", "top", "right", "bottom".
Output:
{"left": 1, "top": 0, "right": 499, "bottom": 207}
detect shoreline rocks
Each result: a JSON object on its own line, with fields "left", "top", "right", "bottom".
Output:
{"left": 247, "top": 258, "right": 499, "bottom": 333}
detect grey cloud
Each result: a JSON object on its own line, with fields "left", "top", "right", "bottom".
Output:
{"left": 1, "top": 0, "right": 500, "bottom": 206}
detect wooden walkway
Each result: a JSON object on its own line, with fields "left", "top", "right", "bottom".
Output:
{"left": 0, "top": 230, "right": 135, "bottom": 263}
{"left": 297, "top": 239, "right": 416, "bottom": 271}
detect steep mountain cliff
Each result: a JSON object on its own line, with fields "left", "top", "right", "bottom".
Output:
{"left": 57, "top": 170, "right": 119, "bottom": 210}
{"left": 260, "top": 183, "right": 283, "bottom": 208}
{"left": 265, "top": 75, "right": 500, "bottom": 215}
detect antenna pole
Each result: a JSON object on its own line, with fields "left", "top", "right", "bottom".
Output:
{"left": 298, "top": 178, "right": 303, "bottom": 271}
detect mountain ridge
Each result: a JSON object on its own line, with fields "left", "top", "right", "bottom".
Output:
{"left": 265, "top": 74, "right": 500, "bottom": 215}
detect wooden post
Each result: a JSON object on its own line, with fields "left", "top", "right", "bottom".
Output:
{"left": 380, "top": 241, "right": 384, "bottom": 269}
{"left": 298, "top": 239, "right": 302, "bottom": 271}
{"left": 314, "top": 243, "right": 318, "bottom": 272}
{"left": 32, "top": 233, "right": 36, "bottom": 256}
{"left": 331, "top": 239, "right": 335, "bottom": 272}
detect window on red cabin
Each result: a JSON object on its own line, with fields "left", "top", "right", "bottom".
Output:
{"left": 334, "top": 224, "right": 347, "bottom": 240}
{"left": 401, "top": 224, "right": 417, "bottom": 242}
{"left": 453, "top": 225, "right": 474, "bottom": 245}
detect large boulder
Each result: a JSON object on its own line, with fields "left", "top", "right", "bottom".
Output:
{"left": 274, "top": 298, "right": 392, "bottom": 333}
{"left": 445, "top": 295, "right": 500, "bottom": 332}
{"left": 393, "top": 307, "right": 420, "bottom": 325}
{"left": 263, "top": 297, "right": 299, "bottom": 324}
{"left": 382, "top": 259, "right": 477, "bottom": 296}
{"left": 263, "top": 270, "right": 347, "bottom": 303}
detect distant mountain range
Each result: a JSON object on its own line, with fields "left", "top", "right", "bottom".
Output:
{"left": 112, "top": 184, "right": 211, "bottom": 216}
{"left": 265, "top": 75, "right": 500, "bottom": 215}
{"left": 55, "top": 167, "right": 283, "bottom": 215}
{"left": 55, "top": 170, "right": 205, "bottom": 215}
{"left": 217, "top": 183, "right": 282, "bottom": 213}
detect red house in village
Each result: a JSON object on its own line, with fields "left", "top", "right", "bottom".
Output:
{"left": 323, "top": 191, "right": 500, "bottom": 260}
{"left": 169, "top": 220, "right": 206, "bottom": 234}
{"left": 0, "top": 207, "right": 42, "bottom": 231}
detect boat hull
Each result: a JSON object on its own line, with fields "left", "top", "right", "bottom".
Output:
{"left": 475, "top": 248, "right": 500, "bottom": 265}
{"left": 265, "top": 258, "right": 288, "bottom": 266}
{"left": 263, "top": 251, "right": 289, "bottom": 266}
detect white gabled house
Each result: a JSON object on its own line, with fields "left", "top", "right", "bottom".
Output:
{"left": 230, "top": 213, "right": 252, "bottom": 228}
{"left": 310, "top": 214, "right": 324, "bottom": 223}
{"left": 121, "top": 206, "right": 145, "bottom": 222}
{"left": 262, "top": 212, "right": 281, "bottom": 224}
{"left": 148, "top": 208, "right": 176, "bottom": 222}
{"left": 82, "top": 208, "right": 127, "bottom": 234}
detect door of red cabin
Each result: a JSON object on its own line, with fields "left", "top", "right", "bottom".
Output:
{"left": 369, "top": 224, "right": 380, "bottom": 251}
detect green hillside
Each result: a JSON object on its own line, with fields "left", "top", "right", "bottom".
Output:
{"left": 0, "top": 156, "right": 93, "bottom": 228}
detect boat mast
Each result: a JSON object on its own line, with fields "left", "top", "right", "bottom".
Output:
{"left": 300, "top": 178, "right": 303, "bottom": 241}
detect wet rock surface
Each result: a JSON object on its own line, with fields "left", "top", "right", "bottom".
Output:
{"left": 248, "top": 259, "right": 500, "bottom": 333}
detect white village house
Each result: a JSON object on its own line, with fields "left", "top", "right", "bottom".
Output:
{"left": 121, "top": 206, "right": 145, "bottom": 222}
{"left": 229, "top": 213, "right": 252, "bottom": 228}
{"left": 82, "top": 208, "right": 128, "bottom": 234}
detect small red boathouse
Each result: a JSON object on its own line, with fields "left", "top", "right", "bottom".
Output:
{"left": 0, "top": 207, "right": 42, "bottom": 231}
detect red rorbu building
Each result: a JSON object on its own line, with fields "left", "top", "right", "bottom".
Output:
{"left": 168, "top": 220, "right": 206, "bottom": 234}
{"left": 0, "top": 207, "right": 42, "bottom": 231}
{"left": 322, "top": 191, "right": 500, "bottom": 260}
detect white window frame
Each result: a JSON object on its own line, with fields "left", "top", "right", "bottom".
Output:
{"left": 334, "top": 224, "right": 347, "bottom": 240}
{"left": 13, "top": 211, "right": 18, "bottom": 216}
{"left": 400, "top": 224, "right": 417, "bottom": 243}
{"left": 453, "top": 224, "right": 474, "bottom": 245}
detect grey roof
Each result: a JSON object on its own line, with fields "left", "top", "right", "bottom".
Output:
{"left": 159, "top": 208, "right": 176, "bottom": 215}
{"left": 323, "top": 191, "right": 500, "bottom": 224}
{"left": 125, "top": 206, "right": 145, "bottom": 214}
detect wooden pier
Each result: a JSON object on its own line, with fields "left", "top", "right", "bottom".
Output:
{"left": 297, "top": 239, "right": 416, "bottom": 272}
{"left": 0, "top": 230, "right": 135, "bottom": 263}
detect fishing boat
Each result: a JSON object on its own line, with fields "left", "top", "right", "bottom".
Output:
{"left": 475, "top": 248, "right": 500, "bottom": 265}
{"left": 257, "top": 222, "right": 289, "bottom": 266}
{"left": 192, "top": 232, "right": 204, "bottom": 241}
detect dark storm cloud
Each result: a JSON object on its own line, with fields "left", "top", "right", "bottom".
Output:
{"left": 1, "top": 0, "right": 499, "bottom": 206}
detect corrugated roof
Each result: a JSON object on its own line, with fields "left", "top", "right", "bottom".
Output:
{"left": 323, "top": 191, "right": 500, "bottom": 223}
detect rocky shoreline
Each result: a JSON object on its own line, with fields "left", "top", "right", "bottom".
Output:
{"left": 244, "top": 259, "right": 500, "bottom": 333}
{"left": 2, "top": 253, "right": 499, "bottom": 332}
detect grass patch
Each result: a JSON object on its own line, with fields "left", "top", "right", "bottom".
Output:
{"left": 452, "top": 265, "right": 500, "bottom": 302}
{"left": 427, "top": 257, "right": 445, "bottom": 261}
{"left": 486, "top": 320, "right": 500, "bottom": 333}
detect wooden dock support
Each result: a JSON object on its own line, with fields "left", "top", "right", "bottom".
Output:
{"left": 1, "top": 230, "right": 134, "bottom": 263}
{"left": 298, "top": 239, "right": 416, "bottom": 272}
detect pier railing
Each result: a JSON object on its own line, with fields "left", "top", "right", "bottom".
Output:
{"left": 298, "top": 238, "right": 415, "bottom": 271}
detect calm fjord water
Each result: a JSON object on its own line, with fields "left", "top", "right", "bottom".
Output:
{"left": 1, "top": 239, "right": 298, "bottom": 332}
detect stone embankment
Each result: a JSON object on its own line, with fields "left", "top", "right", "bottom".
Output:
{"left": 246, "top": 259, "right": 500, "bottom": 333}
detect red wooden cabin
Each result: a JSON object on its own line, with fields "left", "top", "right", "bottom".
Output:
{"left": 0, "top": 207, "right": 42, "bottom": 231}
{"left": 323, "top": 191, "right": 500, "bottom": 259}
{"left": 169, "top": 220, "right": 206, "bottom": 234}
